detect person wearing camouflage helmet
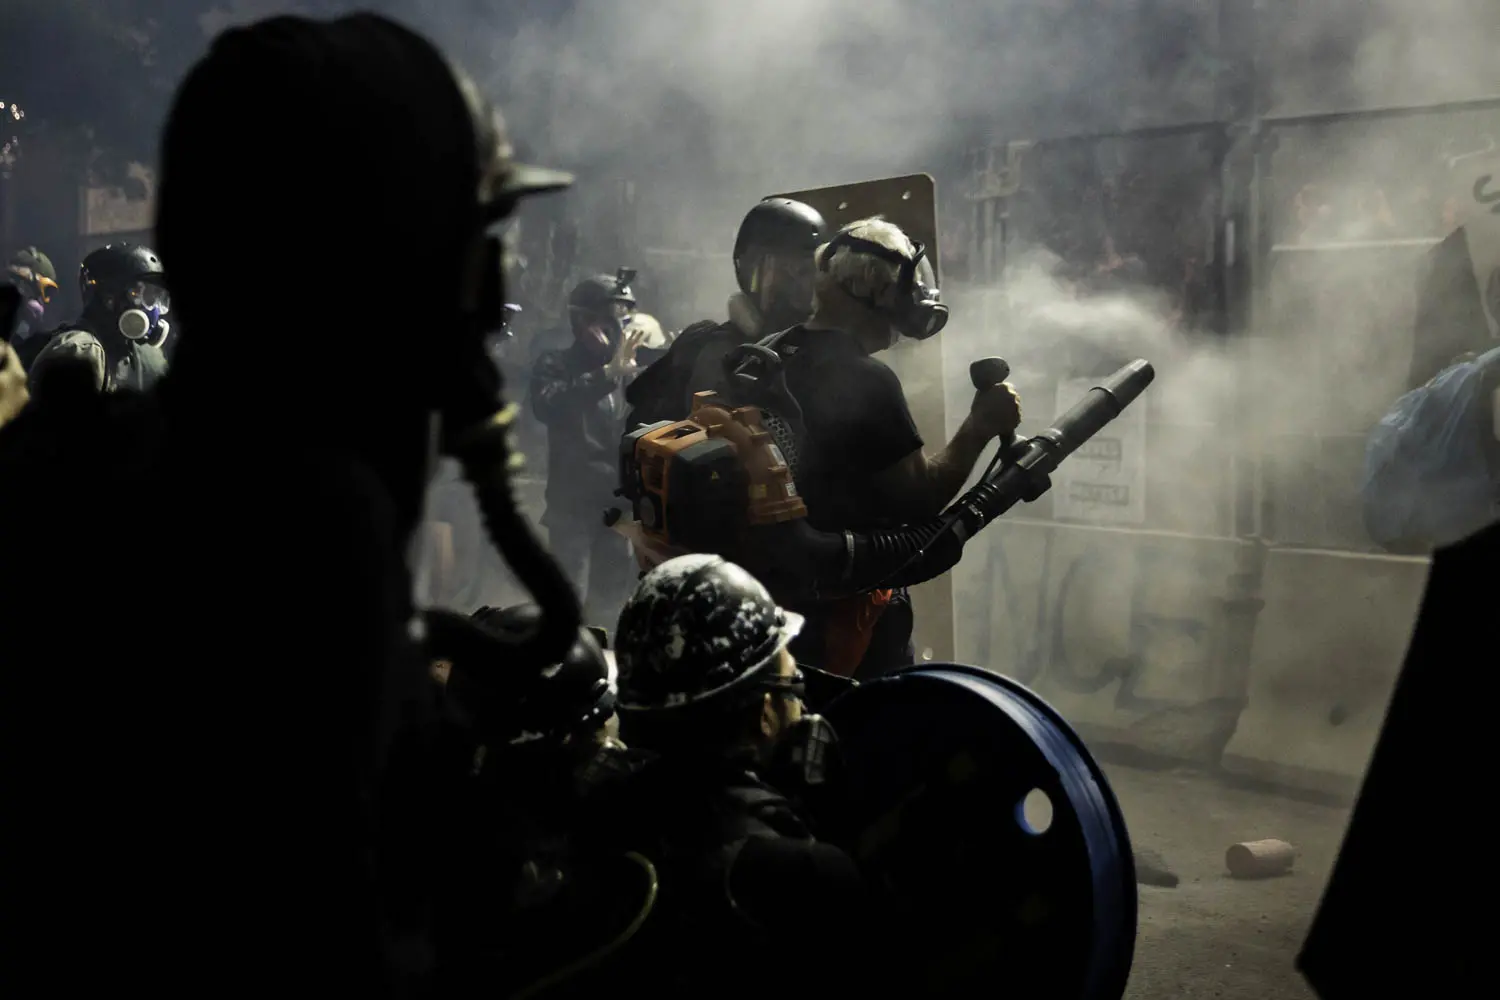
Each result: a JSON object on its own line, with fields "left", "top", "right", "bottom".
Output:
{"left": 614, "top": 552, "right": 806, "bottom": 725}
{"left": 587, "top": 553, "right": 878, "bottom": 998}
{"left": 5, "top": 246, "right": 59, "bottom": 365}
{"left": 530, "top": 268, "right": 644, "bottom": 625}
{"left": 0, "top": 11, "right": 573, "bottom": 995}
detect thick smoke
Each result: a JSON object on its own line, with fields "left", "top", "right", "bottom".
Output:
{"left": 1266, "top": 0, "right": 1500, "bottom": 113}
{"left": 176, "top": 2, "right": 1500, "bottom": 522}
{"left": 189, "top": 0, "right": 1498, "bottom": 554}
{"left": 401, "top": 0, "right": 1237, "bottom": 298}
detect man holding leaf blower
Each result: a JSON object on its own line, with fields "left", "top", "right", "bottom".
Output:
{"left": 618, "top": 203, "right": 1157, "bottom": 683}
{"left": 618, "top": 213, "right": 1025, "bottom": 680}
{"left": 764, "top": 217, "right": 1022, "bottom": 678}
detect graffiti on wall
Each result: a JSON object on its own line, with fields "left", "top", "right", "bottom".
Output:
{"left": 957, "top": 521, "right": 1253, "bottom": 764}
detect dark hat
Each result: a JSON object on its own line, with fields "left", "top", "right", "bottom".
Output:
{"left": 615, "top": 554, "right": 803, "bottom": 714}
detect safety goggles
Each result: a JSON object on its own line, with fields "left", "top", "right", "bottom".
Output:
{"left": 127, "top": 280, "right": 170, "bottom": 314}
{"left": 760, "top": 667, "right": 806, "bottom": 701}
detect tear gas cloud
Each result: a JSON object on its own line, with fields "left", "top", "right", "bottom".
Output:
{"left": 394, "top": 1, "right": 1497, "bottom": 534}
{"left": 209, "top": 0, "right": 1496, "bottom": 548}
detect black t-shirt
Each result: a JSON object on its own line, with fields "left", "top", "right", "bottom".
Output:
{"left": 778, "top": 326, "right": 924, "bottom": 531}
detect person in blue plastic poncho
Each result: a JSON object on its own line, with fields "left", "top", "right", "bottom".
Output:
{"left": 1362, "top": 343, "right": 1500, "bottom": 553}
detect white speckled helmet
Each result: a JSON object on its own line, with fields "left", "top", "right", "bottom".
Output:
{"left": 614, "top": 554, "right": 804, "bottom": 714}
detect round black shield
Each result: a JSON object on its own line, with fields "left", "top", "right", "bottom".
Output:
{"left": 817, "top": 663, "right": 1137, "bottom": 1000}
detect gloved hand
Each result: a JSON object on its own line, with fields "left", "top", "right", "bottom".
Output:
{"left": 969, "top": 381, "right": 1022, "bottom": 441}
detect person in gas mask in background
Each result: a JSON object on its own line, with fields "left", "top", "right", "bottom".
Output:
{"left": 6, "top": 246, "right": 60, "bottom": 368}
{"left": 579, "top": 553, "right": 877, "bottom": 999}
{"left": 2, "top": 283, "right": 29, "bottom": 427}
{"left": 404, "top": 603, "right": 636, "bottom": 993}
{"left": 1, "top": 288, "right": 27, "bottom": 428}
{"left": 0, "top": 12, "right": 574, "bottom": 994}
{"left": 531, "top": 270, "right": 643, "bottom": 624}
{"left": 26, "top": 243, "right": 172, "bottom": 400}
{"left": 757, "top": 217, "right": 1022, "bottom": 679}
{"left": 625, "top": 197, "right": 826, "bottom": 428}
{"left": 0, "top": 343, "right": 25, "bottom": 429}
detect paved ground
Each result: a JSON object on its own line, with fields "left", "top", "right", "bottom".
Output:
{"left": 1104, "top": 764, "right": 1352, "bottom": 1000}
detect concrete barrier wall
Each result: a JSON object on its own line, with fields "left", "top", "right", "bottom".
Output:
{"left": 956, "top": 520, "right": 1431, "bottom": 797}
{"left": 433, "top": 470, "right": 1432, "bottom": 799}
{"left": 1221, "top": 547, "right": 1429, "bottom": 799}
{"left": 954, "top": 520, "right": 1257, "bottom": 768}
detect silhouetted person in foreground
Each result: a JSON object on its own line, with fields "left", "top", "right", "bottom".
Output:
{"left": 0, "top": 13, "right": 569, "bottom": 995}
{"left": 1299, "top": 520, "right": 1499, "bottom": 1000}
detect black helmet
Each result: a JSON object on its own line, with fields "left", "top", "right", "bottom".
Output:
{"left": 568, "top": 267, "right": 637, "bottom": 318}
{"left": 733, "top": 198, "right": 827, "bottom": 299}
{"left": 469, "top": 604, "right": 617, "bottom": 744}
{"left": 615, "top": 554, "right": 804, "bottom": 715}
{"left": 79, "top": 243, "right": 166, "bottom": 304}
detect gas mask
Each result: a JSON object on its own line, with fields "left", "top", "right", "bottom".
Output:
{"left": 20, "top": 298, "right": 45, "bottom": 331}
{"left": 7, "top": 266, "right": 57, "bottom": 307}
{"left": 817, "top": 232, "right": 949, "bottom": 341}
{"left": 572, "top": 305, "right": 627, "bottom": 367}
{"left": 569, "top": 267, "right": 638, "bottom": 367}
{"left": 6, "top": 267, "right": 52, "bottom": 335}
{"left": 117, "top": 280, "right": 172, "bottom": 348}
{"left": 762, "top": 712, "right": 843, "bottom": 801}
{"left": 420, "top": 221, "right": 585, "bottom": 690}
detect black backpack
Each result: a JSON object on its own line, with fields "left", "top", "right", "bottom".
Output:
{"left": 624, "top": 320, "right": 746, "bottom": 428}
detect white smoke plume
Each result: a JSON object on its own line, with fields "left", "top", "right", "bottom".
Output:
{"left": 192, "top": 0, "right": 1498, "bottom": 549}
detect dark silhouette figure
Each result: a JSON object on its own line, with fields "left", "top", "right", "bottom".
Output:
{"left": 0, "top": 14, "right": 569, "bottom": 995}
{"left": 1299, "top": 520, "right": 1499, "bottom": 999}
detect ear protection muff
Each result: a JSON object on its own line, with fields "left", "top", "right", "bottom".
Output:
{"left": 816, "top": 232, "right": 949, "bottom": 340}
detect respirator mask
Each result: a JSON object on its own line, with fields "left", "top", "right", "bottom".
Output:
{"left": 762, "top": 711, "right": 845, "bottom": 825}
{"left": 7, "top": 265, "right": 57, "bottom": 306}
{"left": 6, "top": 267, "right": 53, "bottom": 335}
{"left": 817, "top": 232, "right": 949, "bottom": 341}
{"left": 117, "top": 280, "right": 172, "bottom": 347}
{"left": 412, "top": 58, "right": 583, "bottom": 695}
{"left": 571, "top": 302, "right": 629, "bottom": 366}
{"left": 569, "top": 267, "right": 637, "bottom": 366}
{"left": 417, "top": 208, "right": 585, "bottom": 689}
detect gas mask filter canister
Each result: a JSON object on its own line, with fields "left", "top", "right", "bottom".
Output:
{"left": 118, "top": 307, "right": 168, "bottom": 342}
{"left": 118, "top": 308, "right": 151, "bottom": 340}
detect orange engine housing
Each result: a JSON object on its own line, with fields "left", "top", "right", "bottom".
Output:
{"left": 621, "top": 391, "right": 806, "bottom": 566}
